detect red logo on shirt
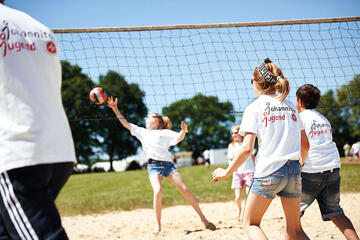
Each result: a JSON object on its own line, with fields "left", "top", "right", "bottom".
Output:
{"left": 46, "top": 41, "right": 57, "bottom": 54}
{"left": 0, "top": 33, "right": 36, "bottom": 57}
{"left": 261, "top": 112, "right": 286, "bottom": 127}
{"left": 292, "top": 114, "right": 297, "bottom": 121}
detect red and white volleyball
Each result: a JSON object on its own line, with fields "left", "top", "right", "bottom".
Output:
{"left": 89, "top": 87, "right": 107, "bottom": 105}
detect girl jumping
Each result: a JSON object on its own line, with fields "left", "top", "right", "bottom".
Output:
{"left": 107, "top": 96, "right": 216, "bottom": 234}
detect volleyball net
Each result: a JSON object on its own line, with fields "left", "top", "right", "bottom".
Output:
{"left": 54, "top": 17, "right": 360, "bottom": 117}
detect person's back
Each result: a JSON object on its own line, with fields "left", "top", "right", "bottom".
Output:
{"left": 299, "top": 109, "right": 340, "bottom": 173}
{"left": 296, "top": 84, "right": 359, "bottom": 240}
{"left": 0, "top": 4, "right": 75, "bottom": 171}
{"left": 242, "top": 95, "right": 302, "bottom": 178}
{"left": 0, "top": 3, "right": 76, "bottom": 240}
{"left": 212, "top": 58, "right": 310, "bottom": 240}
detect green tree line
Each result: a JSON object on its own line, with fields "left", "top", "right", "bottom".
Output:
{"left": 61, "top": 60, "right": 360, "bottom": 168}
{"left": 318, "top": 75, "right": 360, "bottom": 154}
{"left": 61, "top": 61, "right": 235, "bottom": 168}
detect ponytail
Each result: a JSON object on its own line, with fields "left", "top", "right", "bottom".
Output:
{"left": 253, "top": 59, "right": 290, "bottom": 102}
{"left": 274, "top": 73, "right": 290, "bottom": 102}
{"left": 162, "top": 116, "right": 172, "bottom": 129}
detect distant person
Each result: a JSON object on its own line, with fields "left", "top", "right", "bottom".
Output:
{"left": 351, "top": 141, "right": 360, "bottom": 160}
{"left": 296, "top": 84, "right": 359, "bottom": 240}
{"left": 227, "top": 125, "right": 255, "bottom": 221}
{"left": 203, "top": 149, "right": 210, "bottom": 167}
{"left": 107, "top": 96, "right": 215, "bottom": 234}
{"left": 212, "top": 58, "right": 310, "bottom": 239}
{"left": 0, "top": 2, "right": 76, "bottom": 239}
{"left": 343, "top": 142, "right": 352, "bottom": 161}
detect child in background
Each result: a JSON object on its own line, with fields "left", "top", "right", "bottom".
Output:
{"left": 227, "top": 125, "right": 255, "bottom": 221}
{"left": 107, "top": 96, "right": 215, "bottom": 234}
{"left": 212, "top": 58, "right": 310, "bottom": 239}
{"left": 296, "top": 84, "right": 359, "bottom": 240}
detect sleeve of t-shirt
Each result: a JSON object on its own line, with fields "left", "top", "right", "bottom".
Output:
{"left": 298, "top": 112, "right": 307, "bottom": 132}
{"left": 227, "top": 144, "right": 234, "bottom": 159}
{"left": 239, "top": 104, "right": 258, "bottom": 136}
{"left": 165, "top": 130, "right": 181, "bottom": 146}
{"left": 129, "top": 123, "right": 147, "bottom": 141}
{"left": 297, "top": 113, "right": 305, "bottom": 131}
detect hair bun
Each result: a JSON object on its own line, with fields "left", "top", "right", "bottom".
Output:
{"left": 264, "top": 58, "right": 272, "bottom": 64}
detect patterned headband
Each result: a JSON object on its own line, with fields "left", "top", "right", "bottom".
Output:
{"left": 257, "top": 60, "right": 277, "bottom": 84}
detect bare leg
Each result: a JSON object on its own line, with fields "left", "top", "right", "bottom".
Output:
{"left": 280, "top": 197, "right": 309, "bottom": 240}
{"left": 243, "top": 193, "right": 272, "bottom": 240}
{"left": 234, "top": 188, "right": 243, "bottom": 221}
{"left": 167, "top": 172, "right": 215, "bottom": 230}
{"left": 331, "top": 214, "right": 359, "bottom": 240}
{"left": 149, "top": 174, "right": 162, "bottom": 234}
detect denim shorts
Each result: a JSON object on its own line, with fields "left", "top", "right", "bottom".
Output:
{"left": 147, "top": 161, "right": 178, "bottom": 177}
{"left": 251, "top": 160, "right": 302, "bottom": 199}
{"left": 300, "top": 168, "right": 344, "bottom": 221}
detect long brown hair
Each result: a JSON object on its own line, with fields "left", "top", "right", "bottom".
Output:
{"left": 253, "top": 59, "right": 290, "bottom": 102}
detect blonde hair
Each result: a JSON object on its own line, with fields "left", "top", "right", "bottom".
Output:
{"left": 230, "top": 125, "right": 243, "bottom": 146}
{"left": 148, "top": 113, "right": 172, "bottom": 129}
{"left": 253, "top": 60, "right": 290, "bottom": 102}
{"left": 162, "top": 116, "right": 172, "bottom": 129}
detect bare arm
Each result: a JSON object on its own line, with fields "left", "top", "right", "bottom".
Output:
{"left": 212, "top": 132, "right": 256, "bottom": 181}
{"left": 177, "top": 121, "right": 188, "bottom": 142}
{"left": 107, "top": 96, "right": 130, "bottom": 131}
{"left": 300, "top": 129, "right": 309, "bottom": 166}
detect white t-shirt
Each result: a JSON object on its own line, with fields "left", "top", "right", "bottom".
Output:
{"left": 203, "top": 149, "right": 210, "bottom": 160}
{"left": 227, "top": 141, "right": 254, "bottom": 173}
{"left": 299, "top": 109, "right": 340, "bottom": 173}
{"left": 130, "top": 124, "right": 180, "bottom": 162}
{"left": 352, "top": 142, "right": 360, "bottom": 154}
{"left": 0, "top": 5, "right": 76, "bottom": 172}
{"left": 240, "top": 95, "right": 303, "bottom": 178}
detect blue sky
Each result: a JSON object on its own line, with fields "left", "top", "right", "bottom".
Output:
{"left": 4, "top": 1, "right": 360, "bottom": 160}
{"left": 6, "top": 0, "right": 360, "bottom": 29}
{"left": 6, "top": 0, "right": 360, "bottom": 115}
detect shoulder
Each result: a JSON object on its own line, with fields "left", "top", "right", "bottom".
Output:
{"left": 282, "top": 99, "right": 297, "bottom": 110}
{"left": 130, "top": 123, "right": 146, "bottom": 132}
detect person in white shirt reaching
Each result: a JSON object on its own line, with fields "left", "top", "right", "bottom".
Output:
{"left": 212, "top": 58, "right": 310, "bottom": 240}
{"left": 107, "top": 96, "right": 215, "bottom": 235}
{"left": 227, "top": 125, "right": 255, "bottom": 221}
{"left": 296, "top": 84, "right": 359, "bottom": 240}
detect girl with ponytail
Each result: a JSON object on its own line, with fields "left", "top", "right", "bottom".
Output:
{"left": 212, "top": 59, "right": 310, "bottom": 239}
{"left": 107, "top": 97, "right": 215, "bottom": 235}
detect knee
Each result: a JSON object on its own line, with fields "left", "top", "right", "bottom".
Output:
{"left": 153, "top": 188, "right": 162, "bottom": 198}
{"left": 180, "top": 186, "right": 190, "bottom": 194}
{"left": 244, "top": 221, "right": 259, "bottom": 235}
{"left": 235, "top": 195, "right": 241, "bottom": 202}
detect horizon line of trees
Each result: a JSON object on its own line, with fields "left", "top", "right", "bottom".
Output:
{"left": 61, "top": 60, "right": 360, "bottom": 169}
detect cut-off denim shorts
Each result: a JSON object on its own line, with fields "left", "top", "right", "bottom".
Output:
{"left": 147, "top": 160, "right": 178, "bottom": 177}
{"left": 251, "top": 160, "right": 302, "bottom": 199}
{"left": 300, "top": 168, "right": 344, "bottom": 221}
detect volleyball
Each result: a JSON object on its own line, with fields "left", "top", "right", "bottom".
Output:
{"left": 89, "top": 87, "right": 107, "bottom": 105}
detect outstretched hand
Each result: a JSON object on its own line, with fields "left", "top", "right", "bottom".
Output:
{"left": 211, "top": 168, "right": 228, "bottom": 182}
{"left": 181, "top": 121, "right": 188, "bottom": 133}
{"left": 107, "top": 96, "right": 118, "bottom": 110}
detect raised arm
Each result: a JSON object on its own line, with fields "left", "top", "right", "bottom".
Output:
{"left": 177, "top": 121, "right": 188, "bottom": 142}
{"left": 107, "top": 96, "right": 131, "bottom": 131}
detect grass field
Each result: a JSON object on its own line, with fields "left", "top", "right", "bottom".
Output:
{"left": 56, "top": 163, "right": 360, "bottom": 216}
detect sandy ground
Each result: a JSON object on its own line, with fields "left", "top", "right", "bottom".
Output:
{"left": 62, "top": 193, "right": 360, "bottom": 240}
